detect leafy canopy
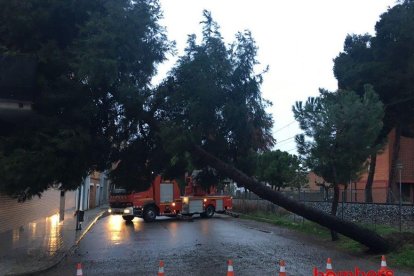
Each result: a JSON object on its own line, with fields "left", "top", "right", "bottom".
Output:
{"left": 255, "top": 150, "right": 306, "bottom": 191}
{"left": 0, "top": 0, "right": 172, "bottom": 199}
{"left": 293, "top": 86, "right": 384, "bottom": 185}
{"left": 153, "top": 11, "right": 274, "bottom": 188}
{"left": 334, "top": 0, "right": 414, "bottom": 136}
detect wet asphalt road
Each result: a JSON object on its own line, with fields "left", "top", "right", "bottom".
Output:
{"left": 43, "top": 214, "right": 412, "bottom": 275}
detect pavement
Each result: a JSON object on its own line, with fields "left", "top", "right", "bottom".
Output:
{"left": 0, "top": 205, "right": 108, "bottom": 276}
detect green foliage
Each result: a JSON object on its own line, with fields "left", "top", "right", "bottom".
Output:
{"left": 333, "top": 33, "right": 375, "bottom": 95}
{"left": 333, "top": 1, "right": 414, "bottom": 201}
{"left": 0, "top": 4, "right": 274, "bottom": 198}
{"left": 154, "top": 11, "right": 274, "bottom": 188}
{"left": 255, "top": 150, "right": 306, "bottom": 191}
{"left": 0, "top": 0, "right": 172, "bottom": 199}
{"left": 239, "top": 211, "right": 331, "bottom": 238}
{"left": 390, "top": 245, "right": 414, "bottom": 267}
{"left": 293, "top": 86, "right": 384, "bottom": 185}
{"left": 334, "top": 0, "right": 414, "bottom": 136}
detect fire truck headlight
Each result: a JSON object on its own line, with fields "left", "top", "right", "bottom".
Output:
{"left": 108, "top": 209, "right": 112, "bottom": 213}
{"left": 123, "top": 208, "right": 131, "bottom": 214}
{"left": 203, "top": 198, "right": 207, "bottom": 202}
{"left": 172, "top": 202, "right": 176, "bottom": 207}
{"left": 183, "top": 197, "right": 189, "bottom": 204}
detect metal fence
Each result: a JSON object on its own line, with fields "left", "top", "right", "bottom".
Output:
{"left": 233, "top": 198, "right": 414, "bottom": 232}
{"left": 234, "top": 187, "right": 414, "bottom": 205}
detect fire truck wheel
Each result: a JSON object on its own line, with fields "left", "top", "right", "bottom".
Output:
{"left": 143, "top": 206, "right": 157, "bottom": 222}
{"left": 205, "top": 205, "right": 215, "bottom": 218}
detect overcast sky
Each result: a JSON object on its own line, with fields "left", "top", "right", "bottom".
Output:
{"left": 155, "top": 0, "right": 397, "bottom": 154}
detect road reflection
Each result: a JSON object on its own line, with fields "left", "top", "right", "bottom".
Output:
{"left": 12, "top": 227, "right": 20, "bottom": 245}
{"left": 201, "top": 219, "right": 210, "bottom": 235}
{"left": 45, "top": 213, "right": 60, "bottom": 255}
{"left": 133, "top": 219, "right": 142, "bottom": 232}
{"left": 108, "top": 215, "right": 124, "bottom": 244}
{"left": 29, "top": 222, "right": 37, "bottom": 238}
{"left": 169, "top": 221, "right": 178, "bottom": 239}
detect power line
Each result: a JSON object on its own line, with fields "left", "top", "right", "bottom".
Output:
{"left": 286, "top": 147, "right": 297, "bottom": 153}
{"left": 275, "top": 135, "right": 295, "bottom": 145}
{"left": 274, "top": 120, "right": 296, "bottom": 133}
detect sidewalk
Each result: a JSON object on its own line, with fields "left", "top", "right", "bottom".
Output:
{"left": 0, "top": 205, "right": 108, "bottom": 276}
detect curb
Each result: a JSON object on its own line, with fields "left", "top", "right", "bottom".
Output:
{"left": 5, "top": 209, "right": 107, "bottom": 276}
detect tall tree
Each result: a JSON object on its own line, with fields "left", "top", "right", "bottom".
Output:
{"left": 333, "top": 34, "right": 389, "bottom": 202}
{"left": 293, "top": 86, "right": 384, "bottom": 240}
{"left": 153, "top": 10, "right": 274, "bottom": 188}
{"left": 333, "top": 0, "right": 414, "bottom": 202}
{"left": 374, "top": 0, "right": 414, "bottom": 200}
{"left": 0, "top": 0, "right": 172, "bottom": 199}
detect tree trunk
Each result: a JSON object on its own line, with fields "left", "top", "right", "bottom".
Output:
{"left": 193, "top": 145, "right": 390, "bottom": 253}
{"left": 330, "top": 185, "right": 340, "bottom": 241}
{"left": 59, "top": 190, "right": 65, "bottom": 221}
{"left": 387, "top": 125, "right": 401, "bottom": 203}
{"left": 365, "top": 153, "right": 377, "bottom": 203}
{"left": 324, "top": 187, "right": 329, "bottom": 201}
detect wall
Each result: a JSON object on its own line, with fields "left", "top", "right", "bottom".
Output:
{"left": 400, "top": 135, "right": 414, "bottom": 183}
{"left": 306, "top": 172, "right": 325, "bottom": 191}
{"left": 357, "top": 130, "right": 414, "bottom": 186}
{"left": 311, "top": 129, "right": 414, "bottom": 203}
{"left": 233, "top": 199, "right": 414, "bottom": 230}
{"left": 305, "top": 201, "right": 414, "bottom": 227}
{"left": 74, "top": 171, "right": 110, "bottom": 212}
{"left": 0, "top": 189, "right": 76, "bottom": 233}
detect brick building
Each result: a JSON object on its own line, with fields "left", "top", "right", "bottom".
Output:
{"left": 348, "top": 129, "right": 414, "bottom": 203}
{"left": 306, "top": 129, "right": 414, "bottom": 204}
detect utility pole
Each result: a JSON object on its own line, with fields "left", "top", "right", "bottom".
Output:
{"left": 396, "top": 161, "right": 403, "bottom": 232}
{"left": 59, "top": 189, "right": 65, "bottom": 221}
{"left": 76, "top": 183, "right": 84, "bottom": 230}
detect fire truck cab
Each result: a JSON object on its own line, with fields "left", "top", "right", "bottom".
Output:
{"left": 108, "top": 188, "right": 133, "bottom": 214}
{"left": 120, "top": 175, "right": 232, "bottom": 222}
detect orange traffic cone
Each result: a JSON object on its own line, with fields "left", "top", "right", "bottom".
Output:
{"left": 76, "top": 263, "right": 83, "bottom": 276}
{"left": 158, "top": 260, "right": 165, "bottom": 276}
{"left": 325, "top": 258, "right": 333, "bottom": 274}
{"left": 279, "top": 260, "right": 287, "bottom": 276}
{"left": 226, "top": 259, "right": 234, "bottom": 276}
{"left": 378, "top": 255, "right": 391, "bottom": 275}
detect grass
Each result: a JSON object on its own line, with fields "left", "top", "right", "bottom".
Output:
{"left": 240, "top": 211, "right": 330, "bottom": 238}
{"left": 237, "top": 210, "right": 414, "bottom": 270}
{"left": 389, "top": 245, "right": 414, "bottom": 267}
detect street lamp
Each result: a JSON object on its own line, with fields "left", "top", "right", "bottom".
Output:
{"left": 396, "top": 161, "right": 403, "bottom": 232}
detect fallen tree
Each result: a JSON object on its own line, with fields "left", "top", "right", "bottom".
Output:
{"left": 193, "top": 145, "right": 390, "bottom": 253}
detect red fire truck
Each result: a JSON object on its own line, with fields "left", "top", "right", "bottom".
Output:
{"left": 109, "top": 175, "right": 232, "bottom": 222}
